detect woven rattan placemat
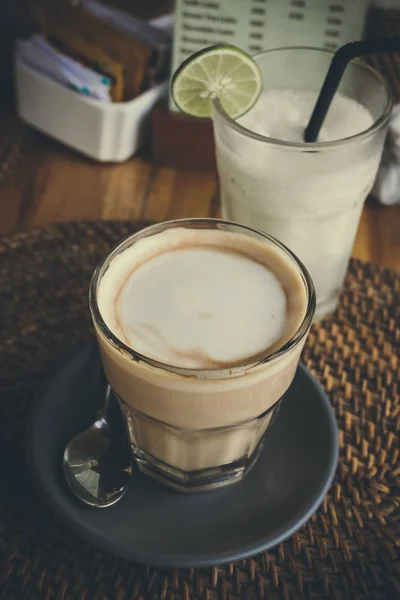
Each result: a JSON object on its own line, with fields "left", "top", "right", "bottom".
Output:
{"left": 0, "top": 220, "right": 399, "bottom": 600}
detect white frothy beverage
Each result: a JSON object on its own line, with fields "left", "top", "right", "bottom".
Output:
{"left": 239, "top": 90, "right": 373, "bottom": 143}
{"left": 94, "top": 225, "right": 311, "bottom": 485}
{"left": 214, "top": 89, "right": 382, "bottom": 319}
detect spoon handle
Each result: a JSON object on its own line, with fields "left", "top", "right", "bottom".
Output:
{"left": 97, "top": 367, "right": 111, "bottom": 420}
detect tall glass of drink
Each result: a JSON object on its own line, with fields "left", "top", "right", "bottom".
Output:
{"left": 213, "top": 47, "right": 392, "bottom": 319}
{"left": 90, "top": 219, "right": 315, "bottom": 492}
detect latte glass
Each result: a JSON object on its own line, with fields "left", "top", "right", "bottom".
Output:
{"left": 213, "top": 48, "right": 392, "bottom": 320}
{"left": 89, "top": 219, "right": 315, "bottom": 493}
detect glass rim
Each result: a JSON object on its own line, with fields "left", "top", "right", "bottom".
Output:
{"left": 89, "top": 218, "right": 316, "bottom": 379}
{"left": 212, "top": 46, "right": 393, "bottom": 151}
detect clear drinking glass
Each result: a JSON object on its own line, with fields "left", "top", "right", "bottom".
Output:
{"left": 213, "top": 47, "right": 393, "bottom": 320}
{"left": 89, "top": 219, "right": 315, "bottom": 493}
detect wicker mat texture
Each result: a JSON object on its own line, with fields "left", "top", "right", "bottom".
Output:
{"left": 0, "top": 220, "right": 399, "bottom": 600}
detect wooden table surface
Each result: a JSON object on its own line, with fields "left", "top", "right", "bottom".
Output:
{"left": 0, "top": 131, "right": 399, "bottom": 271}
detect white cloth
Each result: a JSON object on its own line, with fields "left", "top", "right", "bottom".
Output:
{"left": 373, "top": 104, "right": 400, "bottom": 205}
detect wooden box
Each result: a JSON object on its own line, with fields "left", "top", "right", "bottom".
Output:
{"left": 151, "top": 102, "right": 216, "bottom": 172}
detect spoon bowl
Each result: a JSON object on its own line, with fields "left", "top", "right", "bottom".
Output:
{"left": 63, "top": 386, "right": 132, "bottom": 508}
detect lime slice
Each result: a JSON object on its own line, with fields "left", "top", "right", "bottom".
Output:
{"left": 171, "top": 44, "right": 262, "bottom": 119}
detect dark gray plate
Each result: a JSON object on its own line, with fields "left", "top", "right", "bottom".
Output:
{"left": 27, "top": 343, "right": 338, "bottom": 568}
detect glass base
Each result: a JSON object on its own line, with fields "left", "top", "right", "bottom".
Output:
{"left": 131, "top": 441, "right": 264, "bottom": 493}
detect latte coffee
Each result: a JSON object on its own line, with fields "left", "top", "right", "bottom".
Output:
{"left": 90, "top": 219, "right": 315, "bottom": 492}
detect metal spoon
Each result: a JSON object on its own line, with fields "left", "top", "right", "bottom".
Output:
{"left": 63, "top": 384, "right": 132, "bottom": 507}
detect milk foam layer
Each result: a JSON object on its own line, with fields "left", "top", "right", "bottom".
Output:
{"left": 97, "top": 227, "right": 306, "bottom": 369}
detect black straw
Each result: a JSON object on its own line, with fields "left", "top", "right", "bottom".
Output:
{"left": 304, "top": 36, "right": 400, "bottom": 143}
